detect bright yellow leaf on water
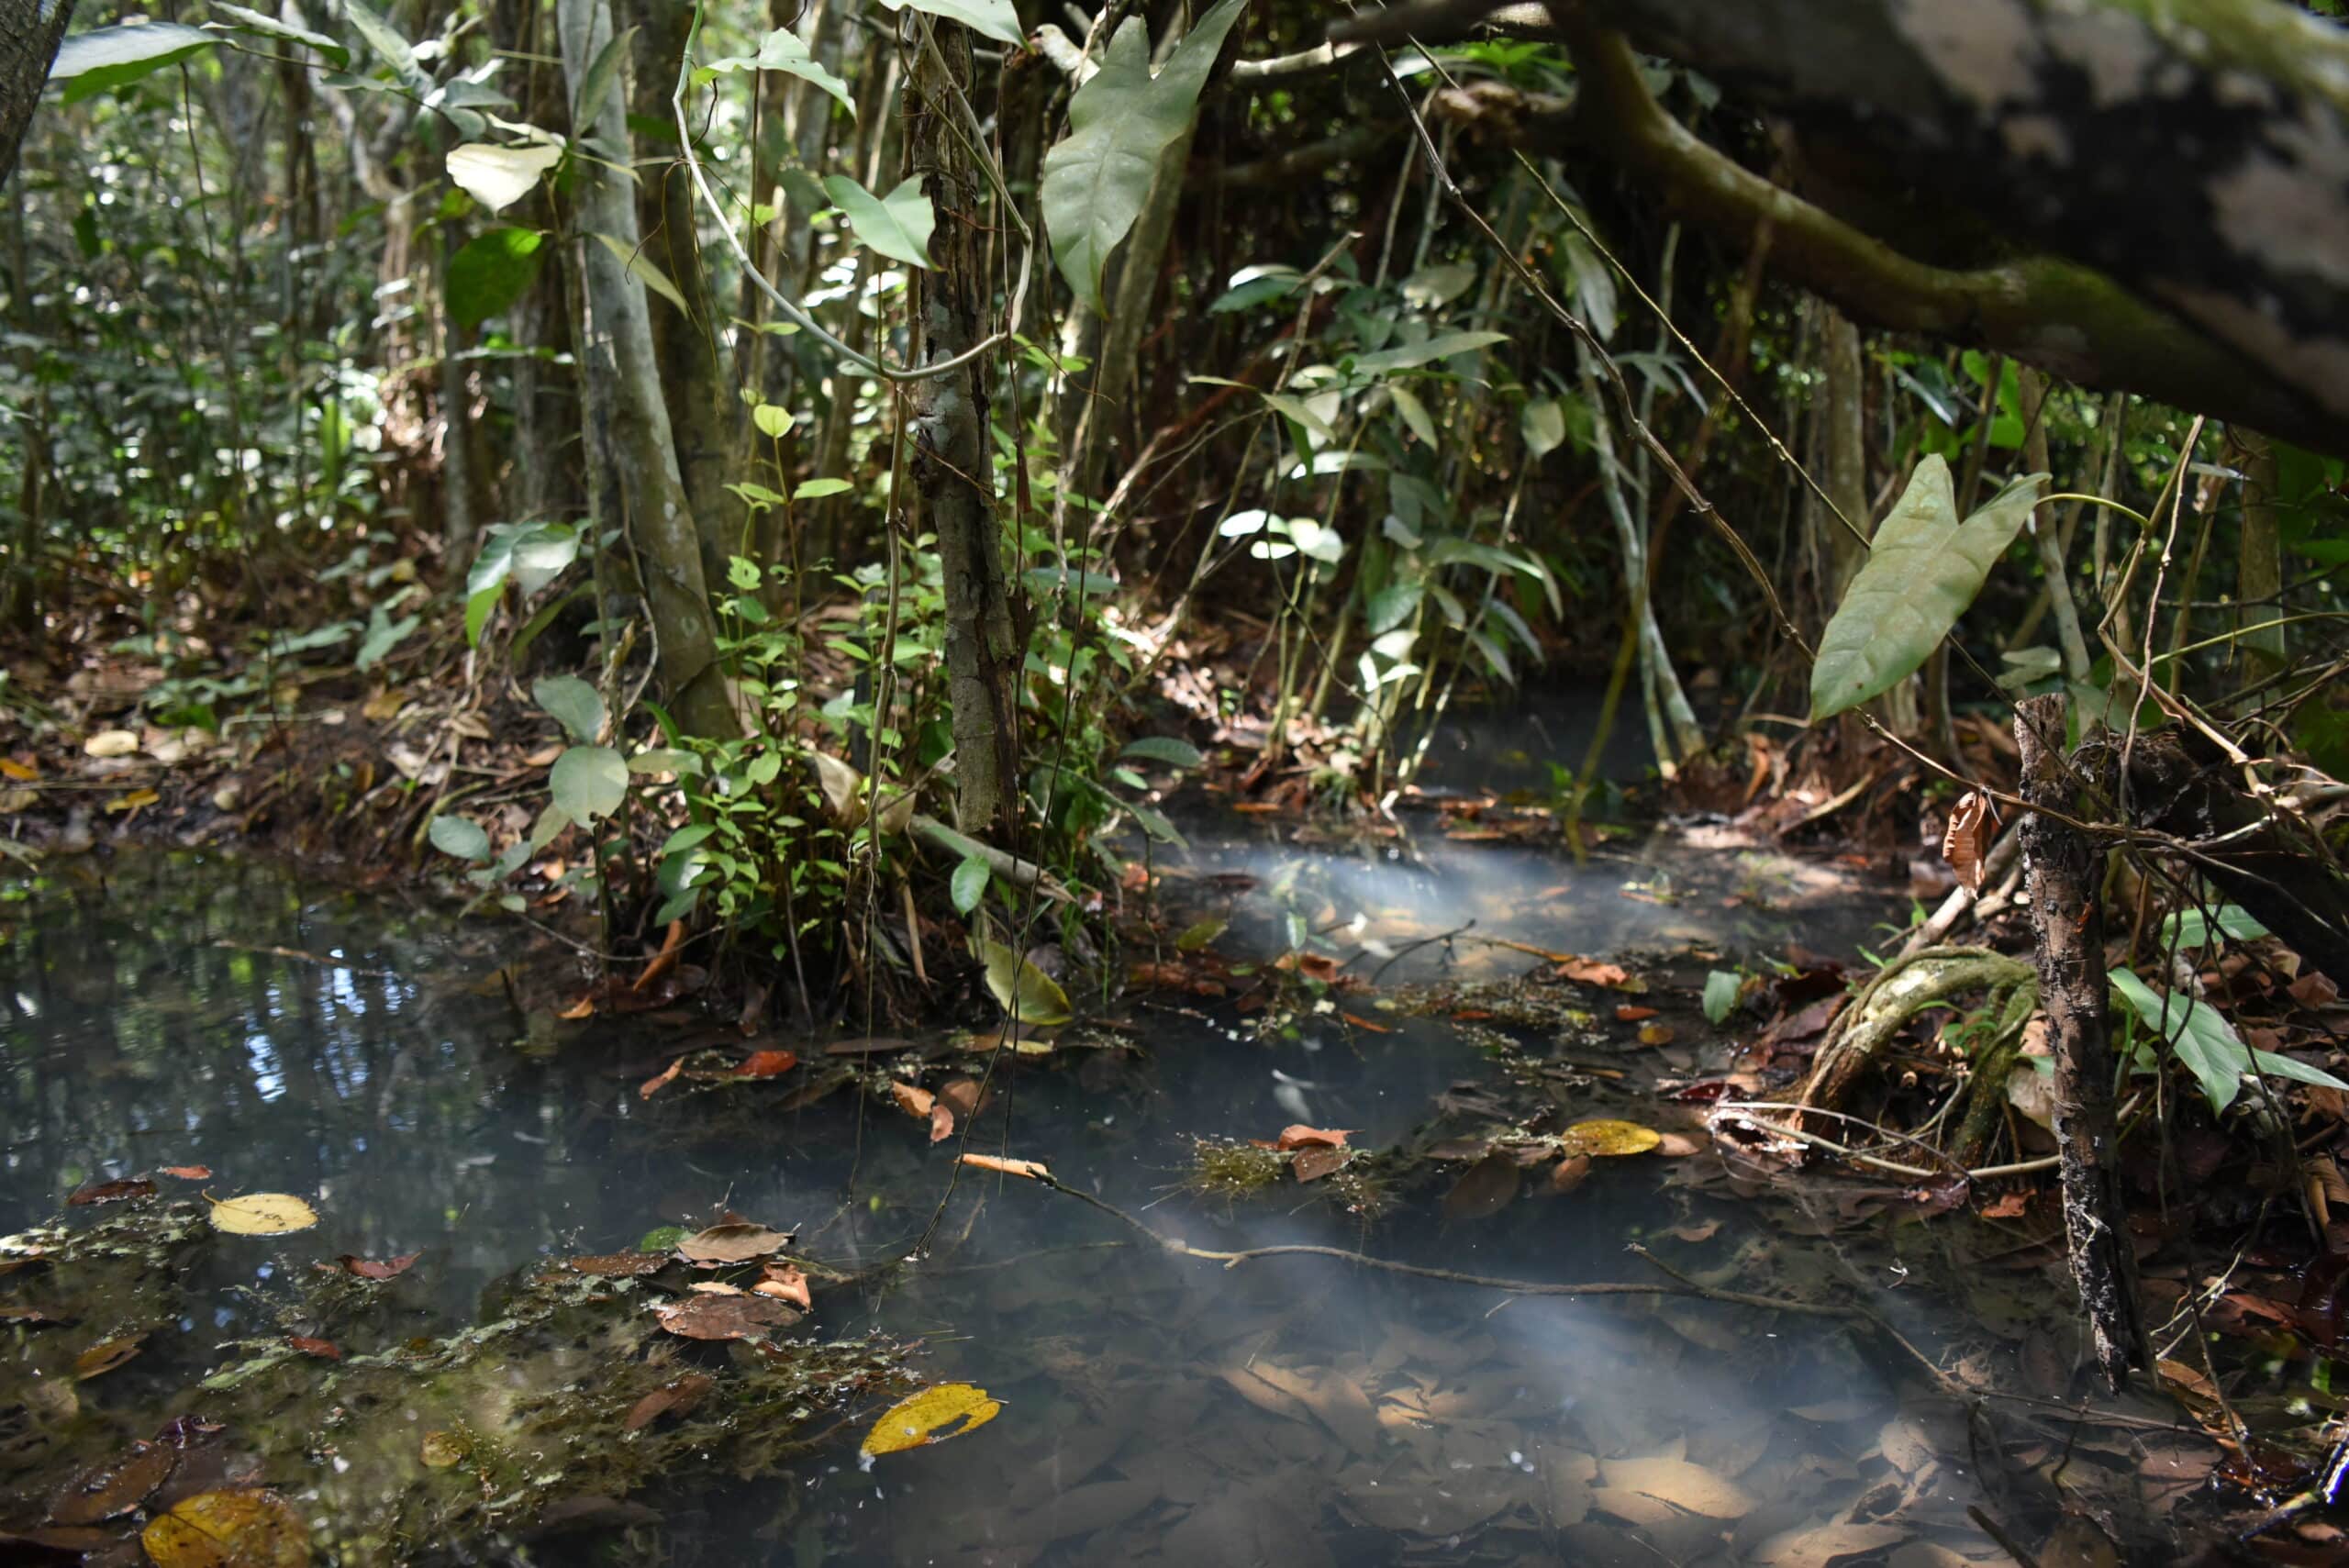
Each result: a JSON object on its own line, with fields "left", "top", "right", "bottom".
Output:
{"left": 1556, "top": 1119, "right": 1663, "bottom": 1158}
{"left": 142, "top": 1489, "right": 310, "bottom": 1568}
{"left": 859, "top": 1382, "right": 1002, "bottom": 1461}
{"left": 207, "top": 1193, "right": 320, "bottom": 1236}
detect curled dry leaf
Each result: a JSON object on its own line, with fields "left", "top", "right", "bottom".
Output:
{"left": 754, "top": 1262, "right": 813, "bottom": 1308}
{"left": 67, "top": 1178, "right": 157, "bottom": 1207}
{"left": 142, "top": 1489, "right": 309, "bottom": 1568}
{"left": 340, "top": 1251, "right": 421, "bottom": 1281}
{"left": 639, "top": 1058, "right": 684, "bottom": 1100}
{"left": 559, "top": 995, "right": 597, "bottom": 1021}
{"left": 623, "top": 1373, "right": 715, "bottom": 1433}
{"left": 1553, "top": 956, "right": 1633, "bottom": 989}
{"left": 159, "top": 1165, "right": 211, "bottom": 1181}
{"left": 929, "top": 1103, "right": 957, "bottom": 1144}
{"left": 675, "top": 1222, "right": 791, "bottom": 1263}
{"left": 288, "top": 1336, "right": 340, "bottom": 1360}
{"left": 1943, "top": 789, "right": 1991, "bottom": 891}
{"left": 653, "top": 1292, "right": 797, "bottom": 1342}
{"left": 687, "top": 1282, "right": 746, "bottom": 1296}
{"left": 1275, "top": 1126, "right": 1353, "bottom": 1151}
{"left": 959, "top": 1152, "right": 1051, "bottom": 1181}
{"left": 631, "top": 919, "right": 686, "bottom": 994}
{"left": 859, "top": 1383, "right": 1002, "bottom": 1460}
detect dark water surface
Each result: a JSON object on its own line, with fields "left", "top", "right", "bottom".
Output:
{"left": 0, "top": 846, "right": 2195, "bottom": 1565}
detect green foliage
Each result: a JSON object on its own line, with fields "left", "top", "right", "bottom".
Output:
{"left": 700, "top": 29, "right": 854, "bottom": 114}
{"left": 882, "top": 0, "right": 1025, "bottom": 47}
{"left": 50, "top": 24, "right": 217, "bottom": 104}
{"left": 1810, "top": 457, "right": 2047, "bottom": 721}
{"left": 447, "top": 228, "right": 549, "bottom": 329}
{"left": 2110, "top": 967, "right": 2346, "bottom": 1112}
{"left": 821, "top": 175, "right": 936, "bottom": 271}
{"left": 550, "top": 747, "right": 629, "bottom": 824}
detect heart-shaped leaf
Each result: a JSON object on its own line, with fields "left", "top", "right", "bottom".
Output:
{"left": 821, "top": 174, "right": 935, "bottom": 270}
{"left": 550, "top": 745, "right": 628, "bottom": 823}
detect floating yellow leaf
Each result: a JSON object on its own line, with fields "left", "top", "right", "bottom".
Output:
{"left": 142, "top": 1488, "right": 310, "bottom": 1568}
{"left": 859, "top": 1382, "right": 1002, "bottom": 1461}
{"left": 1556, "top": 1119, "right": 1663, "bottom": 1158}
{"left": 207, "top": 1193, "right": 319, "bottom": 1236}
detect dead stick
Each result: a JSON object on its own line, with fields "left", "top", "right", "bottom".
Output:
{"left": 2016, "top": 694, "right": 2149, "bottom": 1388}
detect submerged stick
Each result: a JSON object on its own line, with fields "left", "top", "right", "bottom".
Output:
{"left": 2015, "top": 694, "right": 2148, "bottom": 1389}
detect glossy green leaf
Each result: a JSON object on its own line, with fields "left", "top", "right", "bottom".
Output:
{"left": 821, "top": 174, "right": 935, "bottom": 270}
{"left": 751, "top": 404, "right": 794, "bottom": 439}
{"left": 976, "top": 939, "right": 1074, "bottom": 1027}
{"left": 1039, "top": 0, "right": 1248, "bottom": 314}
{"left": 206, "top": 5, "right": 349, "bottom": 67}
{"left": 1351, "top": 330, "right": 1509, "bottom": 377}
{"left": 550, "top": 745, "right": 628, "bottom": 823}
{"left": 951, "top": 857, "right": 990, "bottom": 916}
{"left": 1120, "top": 736, "right": 1204, "bottom": 769}
{"left": 446, "top": 228, "right": 547, "bottom": 328}
{"left": 532, "top": 675, "right": 606, "bottom": 745}
{"left": 2110, "top": 966, "right": 2347, "bottom": 1112}
{"left": 876, "top": 0, "right": 1024, "bottom": 47}
{"left": 51, "top": 23, "right": 216, "bottom": 104}
{"left": 2161, "top": 905, "right": 2270, "bottom": 951}
{"left": 704, "top": 28, "right": 854, "bottom": 114}
{"left": 1809, "top": 457, "right": 2046, "bottom": 722}
{"left": 1388, "top": 385, "right": 1437, "bottom": 449}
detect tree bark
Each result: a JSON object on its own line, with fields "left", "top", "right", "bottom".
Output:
{"left": 2016, "top": 694, "right": 2148, "bottom": 1391}
{"left": 2234, "top": 429, "right": 2286, "bottom": 698}
{"left": 907, "top": 24, "right": 1019, "bottom": 837}
{"left": 1357, "top": 5, "right": 2349, "bottom": 455}
{"left": 559, "top": 0, "right": 736, "bottom": 740}
{"left": 0, "top": 0, "right": 72, "bottom": 194}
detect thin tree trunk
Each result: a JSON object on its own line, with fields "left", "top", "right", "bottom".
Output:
{"left": 0, "top": 0, "right": 73, "bottom": 194}
{"left": 439, "top": 228, "right": 476, "bottom": 562}
{"left": 559, "top": 0, "right": 736, "bottom": 739}
{"left": 2016, "top": 693, "right": 2147, "bottom": 1391}
{"left": 907, "top": 23, "right": 1019, "bottom": 836}
{"left": 2018, "top": 365, "right": 2093, "bottom": 682}
{"left": 2235, "top": 428, "right": 2285, "bottom": 701}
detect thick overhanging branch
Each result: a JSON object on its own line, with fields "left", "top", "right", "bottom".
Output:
{"left": 1554, "top": 22, "right": 2349, "bottom": 457}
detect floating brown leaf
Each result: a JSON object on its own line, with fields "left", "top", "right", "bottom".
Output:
{"left": 1552, "top": 957, "right": 1633, "bottom": 988}
{"left": 1293, "top": 1146, "right": 1349, "bottom": 1183}
{"left": 890, "top": 1080, "right": 936, "bottom": 1120}
{"left": 567, "top": 1251, "right": 669, "bottom": 1277}
{"left": 50, "top": 1442, "right": 176, "bottom": 1525}
{"left": 66, "top": 1178, "right": 156, "bottom": 1207}
{"left": 929, "top": 1102, "right": 957, "bottom": 1144}
{"left": 823, "top": 1036, "right": 918, "bottom": 1056}
{"left": 559, "top": 995, "right": 598, "bottom": 1021}
{"left": 141, "top": 1489, "right": 308, "bottom": 1568}
{"left": 653, "top": 1292, "right": 797, "bottom": 1342}
{"left": 340, "top": 1251, "right": 421, "bottom": 1281}
{"left": 623, "top": 1373, "right": 715, "bottom": 1432}
{"left": 1275, "top": 1125, "right": 1354, "bottom": 1151}
{"left": 753, "top": 1263, "right": 813, "bottom": 1308}
{"left": 288, "top": 1336, "right": 340, "bottom": 1361}
{"left": 734, "top": 1048, "right": 798, "bottom": 1079}
{"left": 675, "top": 1222, "right": 790, "bottom": 1264}
{"left": 73, "top": 1335, "right": 145, "bottom": 1380}
{"left": 1443, "top": 1154, "right": 1520, "bottom": 1221}
{"left": 158, "top": 1165, "right": 212, "bottom": 1181}
{"left": 1614, "top": 1006, "right": 1659, "bottom": 1022}
{"left": 960, "top": 1152, "right": 1051, "bottom": 1181}
{"left": 938, "top": 1076, "right": 984, "bottom": 1118}
{"left": 639, "top": 1058, "right": 683, "bottom": 1100}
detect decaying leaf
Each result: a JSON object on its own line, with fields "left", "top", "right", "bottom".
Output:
{"left": 419, "top": 1431, "right": 468, "bottom": 1469}
{"left": 754, "top": 1262, "right": 813, "bottom": 1308}
{"left": 859, "top": 1382, "right": 1002, "bottom": 1461}
{"left": 1443, "top": 1154, "right": 1520, "bottom": 1220}
{"left": 623, "top": 1373, "right": 715, "bottom": 1433}
{"left": 959, "top": 1152, "right": 1051, "bottom": 1181}
{"left": 1275, "top": 1125, "right": 1353, "bottom": 1151}
{"left": 339, "top": 1251, "right": 421, "bottom": 1281}
{"left": 631, "top": 919, "right": 685, "bottom": 994}
{"left": 1943, "top": 789, "right": 1991, "bottom": 891}
{"left": 142, "top": 1489, "right": 310, "bottom": 1568}
{"left": 975, "top": 938, "right": 1074, "bottom": 1028}
{"left": 67, "top": 1177, "right": 157, "bottom": 1207}
{"left": 159, "top": 1165, "right": 211, "bottom": 1181}
{"left": 288, "top": 1336, "right": 340, "bottom": 1360}
{"left": 1598, "top": 1452, "right": 1758, "bottom": 1519}
{"left": 734, "top": 1048, "right": 798, "bottom": 1079}
{"left": 653, "top": 1292, "right": 797, "bottom": 1342}
{"left": 639, "top": 1058, "right": 685, "bottom": 1099}
{"left": 1614, "top": 1006, "right": 1659, "bottom": 1022}
{"left": 206, "top": 1193, "right": 318, "bottom": 1236}
{"left": 890, "top": 1080, "right": 936, "bottom": 1121}
{"left": 675, "top": 1222, "right": 790, "bottom": 1263}
{"left": 566, "top": 1251, "right": 669, "bottom": 1277}
{"left": 74, "top": 1336, "right": 146, "bottom": 1380}
{"left": 50, "top": 1442, "right": 176, "bottom": 1525}
{"left": 1293, "top": 1145, "right": 1349, "bottom": 1183}
{"left": 1752, "top": 1518, "right": 1908, "bottom": 1564}
{"left": 1555, "top": 1119, "right": 1664, "bottom": 1158}
{"left": 1552, "top": 957, "right": 1634, "bottom": 989}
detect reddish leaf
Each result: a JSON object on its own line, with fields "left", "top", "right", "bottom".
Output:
{"left": 1614, "top": 1006, "right": 1659, "bottom": 1022}
{"left": 929, "top": 1103, "right": 957, "bottom": 1144}
{"left": 938, "top": 1076, "right": 985, "bottom": 1118}
{"left": 66, "top": 1178, "right": 156, "bottom": 1207}
{"left": 653, "top": 1293, "right": 797, "bottom": 1342}
{"left": 960, "top": 1152, "right": 1051, "bottom": 1181}
{"left": 566, "top": 1251, "right": 669, "bottom": 1277}
{"left": 632, "top": 919, "right": 685, "bottom": 995}
{"left": 733, "top": 1049, "right": 798, "bottom": 1079}
{"left": 753, "top": 1262, "right": 813, "bottom": 1309}
{"left": 623, "top": 1373, "right": 714, "bottom": 1432}
{"left": 1551, "top": 957, "right": 1632, "bottom": 988}
{"left": 288, "top": 1336, "right": 341, "bottom": 1361}
{"left": 558, "top": 994, "right": 598, "bottom": 1021}
{"left": 1340, "top": 1012, "right": 1391, "bottom": 1033}
{"left": 890, "top": 1081, "right": 935, "bottom": 1120}
{"left": 1292, "top": 1146, "right": 1348, "bottom": 1183}
{"left": 1979, "top": 1192, "right": 2032, "bottom": 1219}
{"left": 639, "top": 1058, "right": 683, "bottom": 1101}
{"left": 1275, "top": 1125, "right": 1353, "bottom": 1151}
{"left": 339, "top": 1251, "right": 421, "bottom": 1281}
{"left": 158, "top": 1165, "right": 212, "bottom": 1181}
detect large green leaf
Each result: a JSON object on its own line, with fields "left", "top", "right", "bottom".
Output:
{"left": 341, "top": 0, "right": 430, "bottom": 96}
{"left": 532, "top": 675, "right": 606, "bottom": 745}
{"left": 876, "top": 0, "right": 1024, "bottom": 47}
{"left": 2110, "top": 966, "right": 2347, "bottom": 1112}
{"left": 205, "top": 5, "right": 350, "bottom": 68}
{"left": 1351, "top": 330, "right": 1509, "bottom": 378}
{"left": 447, "top": 143, "right": 562, "bottom": 216}
{"left": 702, "top": 28, "right": 854, "bottom": 116}
{"left": 1039, "top": 0, "right": 1249, "bottom": 315}
{"left": 549, "top": 745, "right": 628, "bottom": 823}
{"left": 1809, "top": 456, "right": 2047, "bottom": 722}
{"left": 976, "top": 939, "right": 1074, "bottom": 1027}
{"left": 820, "top": 175, "right": 935, "bottom": 270}
{"left": 51, "top": 23, "right": 217, "bottom": 104}
{"left": 446, "top": 228, "right": 547, "bottom": 328}
{"left": 571, "top": 23, "right": 637, "bottom": 127}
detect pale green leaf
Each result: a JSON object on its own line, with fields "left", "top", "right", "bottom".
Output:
{"left": 447, "top": 142, "right": 562, "bottom": 216}
{"left": 51, "top": 23, "right": 216, "bottom": 104}
{"left": 751, "top": 403, "right": 794, "bottom": 439}
{"left": 550, "top": 745, "right": 629, "bottom": 823}
{"left": 592, "top": 231, "right": 692, "bottom": 316}
{"left": 951, "top": 857, "right": 989, "bottom": 916}
{"left": 876, "top": 0, "right": 1024, "bottom": 47}
{"left": 341, "top": 0, "right": 429, "bottom": 96}
{"left": 446, "top": 228, "right": 547, "bottom": 328}
{"left": 976, "top": 938, "right": 1074, "bottom": 1027}
{"left": 1702, "top": 970, "right": 1741, "bottom": 1025}
{"left": 1522, "top": 397, "right": 1567, "bottom": 460}
{"left": 429, "top": 815, "right": 491, "bottom": 862}
{"left": 1388, "top": 385, "right": 1437, "bottom": 449}
{"left": 1039, "top": 0, "right": 1249, "bottom": 314}
{"left": 1120, "top": 736, "right": 1204, "bottom": 769}
{"left": 1809, "top": 457, "right": 2047, "bottom": 722}
{"left": 705, "top": 28, "right": 854, "bottom": 114}
{"left": 532, "top": 675, "right": 606, "bottom": 745}
{"left": 2111, "top": 966, "right": 2347, "bottom": 1112}
{"left": 572, "top": 23, "right": 636, "bottom": 126}
{"left": 821, "top": 174, "right": 935, "bottom": 269}
{"left": 795, "top": 477, "right": 852, "bottom": 500}
{"left": 205, "top": 5, "right": 349, "bottom": 68}
{"left": 1351, "top": 330, "right": 1509, "bottom": 377}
